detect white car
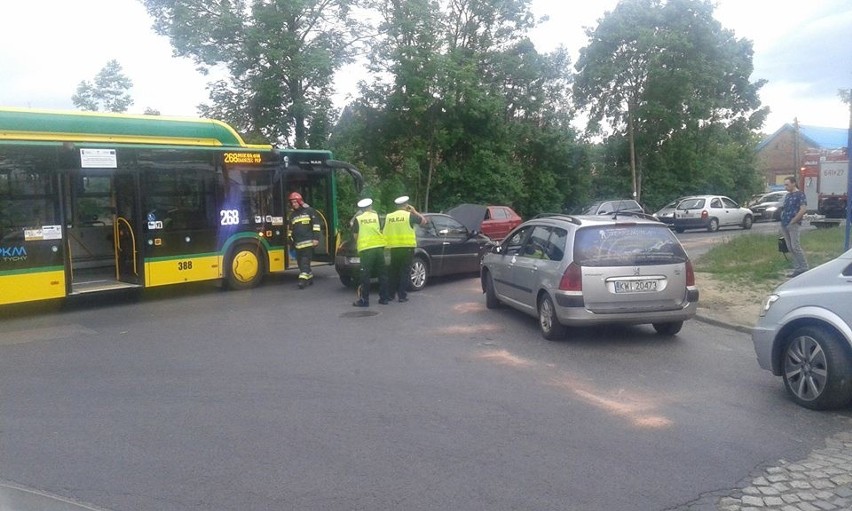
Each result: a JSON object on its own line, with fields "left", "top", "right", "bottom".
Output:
{"left": 673, "top": 195, "right": 753, "bottom": 233}
{"left": 653, "top": 196, "right": 693, "bottom": 226}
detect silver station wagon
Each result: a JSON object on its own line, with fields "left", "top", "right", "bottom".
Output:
{"left": 481, "top": 214, "right": 699, "bottom": 339}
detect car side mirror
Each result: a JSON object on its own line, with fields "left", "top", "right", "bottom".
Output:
{"left": 469, "top": 229, "right": 479, "bottom": 238}
{"left": 493, "top": 245, "right": 503, "bottom": 254}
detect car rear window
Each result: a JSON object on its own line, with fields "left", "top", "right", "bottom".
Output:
{"left": 573, "top": 225, "right": 688, "bottom": 266}
{"left": 678, "top": 198, "right": 705, "bottom": 209}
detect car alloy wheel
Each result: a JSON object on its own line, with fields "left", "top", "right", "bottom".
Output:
{"left": 782, "top": 326, "right": 852, "bottom": 410}
{"left": 538, "top": 294, "right": 566, "bottom": 340}
{"left": 409, "top": 257, "right": 428, "bottom": 291}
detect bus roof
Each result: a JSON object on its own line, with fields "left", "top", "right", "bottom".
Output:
{"left": 0, "top": 107, "right": 271, "bottom": 150}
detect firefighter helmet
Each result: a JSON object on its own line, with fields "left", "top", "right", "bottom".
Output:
{"left": 288, "top": 192, "right": 304, "bottom": 205}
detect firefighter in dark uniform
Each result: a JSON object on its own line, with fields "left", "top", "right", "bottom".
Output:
{"left": 288, "top": 191, "right": 321, "bottom": 289}
{"left": 352, "top": 198, "right": 390, "bottom": 307}
{"left": 383, "top": 195, "right": 427, "bottom": 302}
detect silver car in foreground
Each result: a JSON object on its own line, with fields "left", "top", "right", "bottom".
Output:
{"left": 480, "top": 214, "right": 699, "bottom": 339}
{"left": 752, "top": 248, "right": 852, "bottom": 410}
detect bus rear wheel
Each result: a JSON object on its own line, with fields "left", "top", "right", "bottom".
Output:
{"left": 227, "top": 244, "right": 265, "bottom": 290}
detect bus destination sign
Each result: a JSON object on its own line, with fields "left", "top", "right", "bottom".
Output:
{"left": 224, "top": 152, "right": 262, "bottom": 164}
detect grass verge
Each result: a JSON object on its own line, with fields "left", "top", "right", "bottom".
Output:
{"left": 694, "top": 224, "right": 849, "bottom": 288}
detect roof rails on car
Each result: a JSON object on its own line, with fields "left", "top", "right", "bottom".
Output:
{"left": 531, "top": 213, "right": 583, "bottom": 224}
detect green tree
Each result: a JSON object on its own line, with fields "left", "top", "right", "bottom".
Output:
{"left": 71, "top": 59, "right": 134, "bottom": 113}
{"left": 574, "top": 0, "right": 767, "bottom": 203}
{"left": 142, "top": 0, "right": 367, "bottom": 147}
{"left": 334, "top": 0, "right": 583, "bottom": 217}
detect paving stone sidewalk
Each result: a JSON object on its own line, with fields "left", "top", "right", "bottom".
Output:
{"left": 675, "top": 430, "right": 852, "bottom": 510}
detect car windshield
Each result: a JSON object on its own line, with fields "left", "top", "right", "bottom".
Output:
{"left": 573, "top": 225, "right": 688, "bottom": 266}
{"left": 581, "top": 202, "right": 603, "bottom": 215}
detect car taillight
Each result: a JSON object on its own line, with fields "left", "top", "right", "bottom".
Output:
{"left": 685, "top": 259, "right": 695, "bottom": 286}
{"left": 559, "top": 262, "right": 582, "bottom": 291}
{"left": 701, "top": 210, "right": 708, "bottom": 219}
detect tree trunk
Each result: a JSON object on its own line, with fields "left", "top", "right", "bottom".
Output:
{"left": 425, "top": 145, "right": 434, "bottom": 212}
{"left": 627, "top": 106, "right": 638, "bottom": 202}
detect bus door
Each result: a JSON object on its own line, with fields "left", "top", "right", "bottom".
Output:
{"left": 114, "top": 171, "right": 140, "bottom": 285}
{"left": 282, "top": 171, "right": 333, "bottom": 264}
{"left": 65, "top": 167, "right": 140, "bottom": 293}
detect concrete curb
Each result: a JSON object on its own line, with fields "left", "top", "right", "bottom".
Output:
{"left": 694, "top": 312, "right": 754, "bottom": 335}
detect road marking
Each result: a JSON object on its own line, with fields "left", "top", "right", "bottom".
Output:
{"left": 551, "top": 377, "right": 673, "bottom": 429}
{"left": 0, "top": 325, "right": 98, "bottom": 346}
{"left": 471, "top": 346, "right": 673, "bottom": 429}
{"left": 439, "top": 324, "right": 503, "bottom": 335}
{"left": 453, "top": 301, "right": 485, "bottom": 313}
{"left": 475, "top": 349, "right": 535, "bottom": 368}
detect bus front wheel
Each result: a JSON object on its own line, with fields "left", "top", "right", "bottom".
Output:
{"left": 227, "top": 244, "right": 265, "bottom": 290}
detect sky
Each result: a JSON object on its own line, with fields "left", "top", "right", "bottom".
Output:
{"left": 1, "top": 0, "right": 850, "bottom": 134}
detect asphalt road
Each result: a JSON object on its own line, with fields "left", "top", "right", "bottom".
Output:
{"left": 1, "top": 264, "right": 851, "bottom": 511}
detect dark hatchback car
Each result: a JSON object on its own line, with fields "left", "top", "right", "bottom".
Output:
{"left": 335, "top": 213, "right": 493, "bottom": 291}
{"left": 750, "top": 191, "right": 788, "bottom": 222}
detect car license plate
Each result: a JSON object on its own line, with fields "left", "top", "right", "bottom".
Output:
{"left": 614, "top": 279, "right": 657, "bottom": 293}
{"left": 346, "top": 257, "right": 361, "bottom": 264}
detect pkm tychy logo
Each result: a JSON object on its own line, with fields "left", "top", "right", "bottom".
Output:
{"left": 1, "top": 246, "right": 27, "bottom": 262}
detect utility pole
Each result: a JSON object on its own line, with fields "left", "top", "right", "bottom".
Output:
{"left": 793, "top": 117, "right": 800, "bottom": 184}
{"left": 844, "top": 91, "right": 852, "bottom": 250}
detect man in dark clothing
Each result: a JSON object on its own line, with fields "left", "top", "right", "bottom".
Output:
{"left": 288, "top": 192, "right": 321, "bottom": 289}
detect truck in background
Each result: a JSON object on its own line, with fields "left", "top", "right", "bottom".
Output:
{"left": 800, "top": 148, "right": 848, "bottom": 218}
{"left": 817, "top": 151, "right": 848, "bottom": 218}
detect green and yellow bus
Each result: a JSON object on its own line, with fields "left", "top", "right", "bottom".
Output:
{"left": 0, "top": 107, "right": 361, "bottom": 306}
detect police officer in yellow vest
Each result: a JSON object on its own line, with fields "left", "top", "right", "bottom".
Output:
{"left": 383, "top": 195, "right": 427, "bottom": 302}
{"left": 352, "top": 198, "right": 390, "bottom": 307}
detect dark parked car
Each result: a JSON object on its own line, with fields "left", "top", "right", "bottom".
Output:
{"left": 446, "top": 204, "right": 522, "bottom": 241}
{"left": 335, "top": 213, "right": 493, "bottom": 291}
{"left": 750, "top": 191, "right": 788, "bottom": 222}
{"left": 578, "top": 199, "right": 644, "bottom": 215}
{"left": 818, "top": 194, "right": 848, "bottom": 218}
